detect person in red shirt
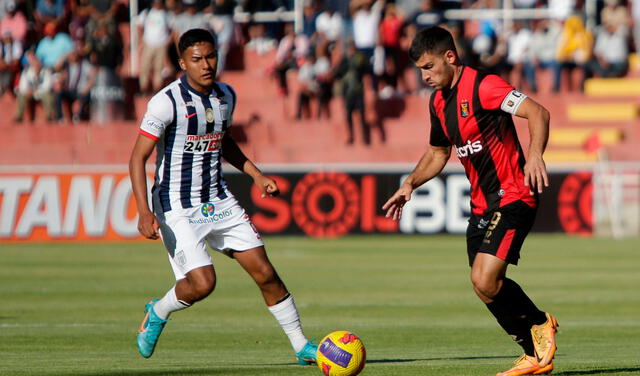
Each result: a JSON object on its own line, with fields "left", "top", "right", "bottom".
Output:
{"left": 383, "top": 26, "right": 559, "bottom": 376}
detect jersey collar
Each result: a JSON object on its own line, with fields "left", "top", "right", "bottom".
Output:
{"left": 180, "top": 75, "right": 214, "bottom": 99}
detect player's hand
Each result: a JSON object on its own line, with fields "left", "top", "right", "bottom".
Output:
{"left": 137, "top": 210, "right": 160, "bottom": 240}
{"left": 254, "top": 174, "right": 280, "bottom": 198}
{"left": 524, "top": 154, "right": 549, "bottom": 195}
{"left": 382, "top": 183, "right": 413, "bottom": 221}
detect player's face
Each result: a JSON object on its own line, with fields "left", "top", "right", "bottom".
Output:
{"left": 415, "top": 50, "right": 456, "bottom": 90}
{"left": 180, "top": 42, "right": 218, "bottom": 92}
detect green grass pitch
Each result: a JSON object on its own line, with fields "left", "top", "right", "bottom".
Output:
{"left": 1, "top": 235, "right": 639, "bottom": 376}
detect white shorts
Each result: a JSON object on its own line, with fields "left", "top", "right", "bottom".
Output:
{"left": 153, "top": 195, "right": 264, "bottom": 280}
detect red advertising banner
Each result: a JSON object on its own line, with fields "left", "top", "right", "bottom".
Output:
{"left": 0, "top": 167, "right": 592, "bottom": 242}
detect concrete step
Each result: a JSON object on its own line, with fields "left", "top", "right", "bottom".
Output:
{"left": 584, "top": 78, "right": 640, "bottom": 97}
{"left": 567, "top": 102, "right": 639, "bottom": 122}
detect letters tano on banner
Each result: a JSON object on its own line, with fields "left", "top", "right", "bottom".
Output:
{"left": 0, "top": 169, "right": 592, "bottom": 242}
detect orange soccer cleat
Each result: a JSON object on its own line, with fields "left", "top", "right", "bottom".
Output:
{"left": 531, "top": 312, "right": 559, "bottom": 367}
{"left": 496, "top": 354, "right": 553, "bottom": 376}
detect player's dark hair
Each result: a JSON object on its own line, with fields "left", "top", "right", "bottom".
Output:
{"left": 409, "top": 26, "right": 458, "bottom": 62}
{"left": 178, "top": 28, "right": 217, "bottom": 55}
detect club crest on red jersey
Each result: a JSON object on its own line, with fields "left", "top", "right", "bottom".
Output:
{"left": 460, "top": 101, "right": 470, "bottom": 117}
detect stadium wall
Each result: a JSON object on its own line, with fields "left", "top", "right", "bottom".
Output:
{"left": 0, "top": 165, "right": 592, "bottom": 242}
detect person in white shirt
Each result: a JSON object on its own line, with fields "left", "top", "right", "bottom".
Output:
{"left": 315, "top": 8, "right": 343, "bottom": 44}
{"left": 14, "top": 51, "right": 55, "bottom": 122}
{"left": 137, "top": 0, "right": 172, "bottom": 94}
{"left": 582, "top": 23, "right": 629, "bottom": 90}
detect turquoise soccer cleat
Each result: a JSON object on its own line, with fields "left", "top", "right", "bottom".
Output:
{"left": 296, "top": 341, "right": 318, "bottom": 365}
{"left": 136, "top": 299, "right": 167, "bottom": 358}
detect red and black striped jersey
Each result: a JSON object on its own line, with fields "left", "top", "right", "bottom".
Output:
{"left": 429, "top": 66, "right": 537, "bottom": 216}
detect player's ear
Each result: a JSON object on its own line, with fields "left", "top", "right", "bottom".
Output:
{"left": 179, "top": 58, "right": 186, "bottom": 71}
{"left": 444, "top": 49, "right": 457, "bottom": 64}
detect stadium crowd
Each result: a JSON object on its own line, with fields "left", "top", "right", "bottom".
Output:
{"left": 1, "top": 0, "right": 638, "bottom": 127}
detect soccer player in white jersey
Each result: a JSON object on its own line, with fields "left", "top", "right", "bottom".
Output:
{"left": 129, "top": 28, "right": 317, "bottom": 364}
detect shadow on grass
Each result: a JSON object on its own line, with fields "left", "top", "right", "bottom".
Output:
{"left": 555, "top": 368, "right": 640, "bottom": 375}
{"left": 367, "top": 354, "right": 515, "bottom": 364}
{"left": 57, "top": 365, "right": 308, "bottom": 376}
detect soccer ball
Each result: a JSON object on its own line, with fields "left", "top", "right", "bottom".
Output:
{"left": 316, "top": 330, "right": 366, "bottom": 376}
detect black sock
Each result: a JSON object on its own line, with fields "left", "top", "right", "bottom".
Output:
{"left": 501, "top": 278, "right": 548, "bottom": 327}
{"left": 485, "top": 278, "right": 545, "bottom": 356}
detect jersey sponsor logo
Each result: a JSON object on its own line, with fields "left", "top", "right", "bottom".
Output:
{"left": 455, "top": 140, "right": 483, "bottom": 158}
{"left": 201, "top": 202, "right": 215, "bottom": 217}
{"left": 190, "top": 204, "right": 233, "bottom": 224}
{"left": 146, "top": 120, "right": 163, "bottom": 132}
{"left": 460, "top": 100, "right": 470, "bottom": 118}
{"left": 182, "top": 101, "right": 196, "bottom": 107}
{"left": 183, "top": 132, "right": 224, "bottom": 153}
{"left": 205, "top": 108, "right": 215, "bottom": 123}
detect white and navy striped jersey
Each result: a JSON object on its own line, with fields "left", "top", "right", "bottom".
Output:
{"left": 139, "top": 76, "right": 237, "bottom": 212}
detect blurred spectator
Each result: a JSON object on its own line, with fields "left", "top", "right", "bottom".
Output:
{"left": 55, "top": 49, "right": 97, "bottom": 122}
{"left": 136, "top": 0, "right": 172, "bottom": 94}
{"left": 0, "top": 0, "right": 27, "bottom": 44}
{"left": 302, "top": 0, "right": 319, "bottom": 39}
{"left": 601, "top": 0, "right": 631, "bottom": 29}
{"left": 87, "top": 21, "right": 123, "bottom": 70}
{"left": 351, "top": 0, "right": 385, "bottom": 94}
{"left": 295, "top": 52, "right": 318, "bottom": 119}
{"left": 69, "top": 0, "right": 93, "bottom": 42}
{"left": 379, "top": 2, "right": 404, "bottom": 97}
{"left": 86, "top": 21, "right": 125, "bottom": 123}
{"left": 0, "top": 30, "right": 21, "bottom": 97}
{"left": 407, "top": 0, "right": 441, "bottom": 32}
{"left": 172, "top": 0, "right": 212, "bottom": 40}
{"left": 272, "top": 23, "right": 307, "bottom": 96}
{"left": 35, "top": 22, "right": 74, "bottom": 70}
{"left": 315, "top": 7, "right": 343, "bottom": 44}
{"left": 506, "top": 20, "right": 533, "bottom": 91}
{"left": 246, "top": 23, "right": 276, "bottom": 54}
{"left": 34, "top": 0, "right": 66, "bottom": 29}
{"left": 582, "top": 23, "right": 629, "bottom": 89}
{"left": 14, "top": 52, "right": 55, "bottom": 122}
{"left": 210, "top": 0, "right": 236, "bottom": 76}
{"left": 351, "top": 0, "right": 384, "bottom": 57}
{"left": 314, "top": 40, "right": 332, "bottom": 119}
{"left": 334, "top": 40, "right": 369, "bottom": 144}
{"left": 556, "top": 14, "right": 592, "bottom": 91}
{"left": 526, "top": 19, "right": 562, "bottom": 93}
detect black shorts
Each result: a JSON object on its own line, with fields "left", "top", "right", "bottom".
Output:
{"left": 466, "top": 200, "right": 537, "bottom": 266}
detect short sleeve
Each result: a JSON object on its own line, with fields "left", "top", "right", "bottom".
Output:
{"left": 429, "top": 95, "right": 451, "bottom": 147}
{"left": 478, "top": 74, "right": 515, "bottom": 110}
{"left": 139, "top": 92, "right": 174, "bottom": 141}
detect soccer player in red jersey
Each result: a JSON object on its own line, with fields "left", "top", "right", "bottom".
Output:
{"left": 383, "top": 26, "right": 558, "bottom": 376}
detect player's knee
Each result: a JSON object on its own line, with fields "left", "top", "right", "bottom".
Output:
{"left": 470, "top": 273, "right": 500, "bottom": 299}
{"left": 191, "top": 277, "right": 216, "bottom": 300}
{"left": 188, "top": 270, "right": 216, "bottom": 301}
{"left": 253, "top": 265, "right": 280, "bottom": 289}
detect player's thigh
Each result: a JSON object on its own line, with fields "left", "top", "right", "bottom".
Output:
{"left": 156, "top": 208, "right": 214, "bottom": 281}
{"left": 206, "top": 199, "right": 264, "bottom": 256}
{"left": 476, "top": 200, "right": 537, "bottom": 266}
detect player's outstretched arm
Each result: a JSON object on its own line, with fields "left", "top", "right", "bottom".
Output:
{"left": 221, "top": 134, "right": 279, "bottom": 198}
{"left": 129, "top": 134, "right": 160, "bottom": 239}
{"left": 515, "top": 97, "right": 550, "bottom": 195}
{"left": 382, "top": 145, "right": 451, "bottom": 220}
